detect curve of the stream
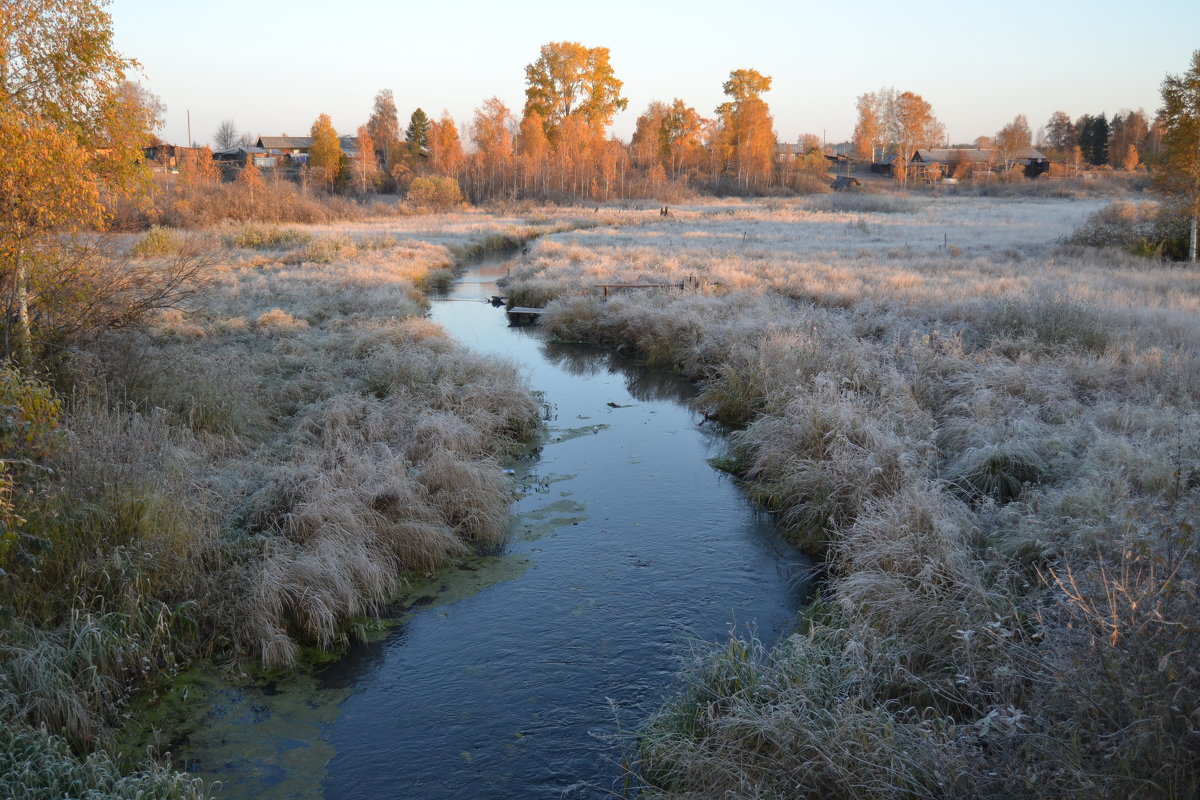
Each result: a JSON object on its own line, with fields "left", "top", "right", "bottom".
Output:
{"left": 171, "top": 255, "right": 811, "bottom": 800}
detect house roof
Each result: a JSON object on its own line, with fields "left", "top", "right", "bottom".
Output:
{"left": 256, "top": 135, "right": 360, "bottom": 153}
{"left": 257, "top": 136, "right": 312, "bottom": 150}
{"left": 914, "top": 147, "right": 1047, "bottom": 164}
{"left": 215, "top": 146, "right": 269, "bottom": 156}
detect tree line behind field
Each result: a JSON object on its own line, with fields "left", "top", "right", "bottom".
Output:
{"left": 197, "top": 42, "right": 1176, "bottom": 208}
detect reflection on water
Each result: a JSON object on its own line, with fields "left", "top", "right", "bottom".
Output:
{"left": 541, "top": 342, "right": 697, "bottom": 406}
{"left": 177, "top": 256, "right": 810, "bottom": 800}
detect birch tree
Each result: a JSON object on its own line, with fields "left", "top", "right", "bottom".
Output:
{"left": 523, "top": 42, "right": 627, "bottom": 140}
{"left": 308, "top": 113, "right": 342, "bottom": 191}
{"left": 427, "top": 112, "right": 465, "bottom": 179}
{"left": 715, "top": 69, "right": 776, "bottom": 192}
{"left": 367, "top": 89, "right": 402, "bottom": 171}
{"left": 0, "top": 0, "right": 161, "bottom": 367}
{"left": 852, "top": 92, "right": 882, "bottom": 161}
{"left": 1159, "top": 50, "right": 1200, "bottom": 261}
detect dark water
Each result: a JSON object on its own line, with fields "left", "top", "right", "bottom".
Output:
{"left": 176, "top": 258, "right": 810, "bottom": 800}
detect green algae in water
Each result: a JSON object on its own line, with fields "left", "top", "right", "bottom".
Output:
{"left": 119, "top": 670, "right": 349, "bottom": 800}
{"left": 118, "top": 553, "right": 536, "bottom": 800}
{"left": 514, "top": 499, "right": 588, "bottom": 541}
{"left": 394, "top": 552, "right": 534, "bottom": 611}
{"left": 173, "top": 672, "right": 349, "bottom": 800}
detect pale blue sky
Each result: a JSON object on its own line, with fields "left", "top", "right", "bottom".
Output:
{"left": 112, "top": 0, "right": 1199, "bottom": 149}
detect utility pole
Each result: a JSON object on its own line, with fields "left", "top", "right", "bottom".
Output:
{"left": 187, "top": 109, "right": 192, "bottom": 148}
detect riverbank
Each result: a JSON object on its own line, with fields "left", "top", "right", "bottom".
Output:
{"left": 501, "top": 194, "right": 1200, "bottom": 798}
{"left": 147, "top": 256, "right": 808, "bottom": 799}
{"left": 1, "top": 207, "right": 615, "bottom": 793}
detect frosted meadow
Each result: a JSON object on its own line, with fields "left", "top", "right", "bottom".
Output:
{"left": 3, "top": 192, "right": 1197, "bottom": 799}
{"left": 494, "top": 193, "right": 1200, "bottom": 798}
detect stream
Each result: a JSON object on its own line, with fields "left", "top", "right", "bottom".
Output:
{"left": 170, "top": 255, "right": 811, "bottom": 799}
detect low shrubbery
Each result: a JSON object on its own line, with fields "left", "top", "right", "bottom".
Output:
{"left": 407, "top": 175, "right": 464, "bottom": 212}
{"left": 1065, "top": 200, "right": 1191, "bottom": 259}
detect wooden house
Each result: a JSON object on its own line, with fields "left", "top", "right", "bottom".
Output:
{"left": 142, "top": 144, "right": 206, "bottom": 170}
{"left": 255, "top": 136, "right": 360, "bottom": 164}
{"left": 912, "top": 147, "right": 1051, "bottom": 179}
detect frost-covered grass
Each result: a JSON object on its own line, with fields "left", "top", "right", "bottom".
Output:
{"left": 503, "top": 195, "right": 1200, "bottom": 798}
{"left": 0, "top": 212, "right": 594, "bottom": 776}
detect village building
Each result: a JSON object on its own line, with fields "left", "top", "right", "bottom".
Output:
{"left": 214, "top": 145, "right": 275, "bottom": 168}
{"left": 911, "top": 147, "right": 1051, "bottom": 179}
{"left": 255, "top": 136, "right": 360, "bottom": 164}
{"left": 142, "top": 143, "right": 206, "bottom": 170}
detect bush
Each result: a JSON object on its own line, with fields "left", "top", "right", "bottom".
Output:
{"left": 976, "top": 296, "right": 1111, "bottom": 355}
{"left": 283, "top": 234, "right": 357, "bottom": 264}
{"left": 227, "top": 225, "right": 311, "bottom": 250}
{"left": 1064, "top": 200, "right": 1191, "bottom": 260}
{"left": 0, "top": 364, "right": 62, "bottom": 571}
{"left": 407, "top": 176, "right": 463, "bottom": 212}
{"left": 130, "top": 226, "right": 183, "bottom": 259}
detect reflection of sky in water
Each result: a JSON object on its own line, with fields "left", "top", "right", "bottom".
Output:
{"left": 180, "top": 258, "right": 811, "bottom": 800}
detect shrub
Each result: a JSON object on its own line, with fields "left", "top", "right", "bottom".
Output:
{"left": 1064, "top": 200, "right": 1191, "bottom": 260}
{"left": 407, "top": 176, "right": 463, "bottom": 212}
{"left": 130, "top": 226, "right": 183, "bottom": 259}
{"left": 284, "top": 234, "right": 356, "bottom": 264}
{"left": 976, "top": 296, "right": 1111, "bottom": 355}
{"left": 945, "top": 442, "right": 1048, "bottom": 504}
{"left": 805, "top": 194, "right": 920, "bottom": 214}
{"left": 228, "top": 225, "right": 312, "bottom": 250}
{"left": 0, "top": 365, "right": 62, "bottom": 572}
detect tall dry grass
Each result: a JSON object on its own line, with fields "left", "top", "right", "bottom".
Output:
{"left": 512, "top": 195, "right": 1200, "bottom": 798}
{"left": 1, "top": 210, "right": 566, "bottom": 776}
{"left": 0, "top": 723, "right": 211, "bottom": 800}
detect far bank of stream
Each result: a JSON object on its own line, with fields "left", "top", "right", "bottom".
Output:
{"left": 165, "top": 253, "right": 811, "bottom": 799}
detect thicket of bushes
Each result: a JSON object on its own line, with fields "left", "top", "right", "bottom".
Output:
{"left": 1065, "top": 199, "right": 1192, "bottom": 259}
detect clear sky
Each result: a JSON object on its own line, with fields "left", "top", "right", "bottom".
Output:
{"left": 111, "top": 0, "right": 1199, "bottom": 149}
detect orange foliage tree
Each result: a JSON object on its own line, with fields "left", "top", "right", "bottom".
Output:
{"left": 367, "top": 89, "right": 403, "bottom": 174}
{"left": 427, "top": 112, "right": 466, "bottom": 180}
{"left": 353, "top": 124, "right": 380, "bottom": 193}
{"left": 308, "top": 113, "right": 343, "bottom": 191}
{"left": 715, "top": 69, "right": 776, "bottom": 192}
{"left": 887, "top": 91, "right": 945, "bottom": 185}
{"left": 852, "top": 92, "right": 882, "bottom": 161}
{"left": 523, "top": 41, "right": 627, "bottom": 141}
{"left": 469, "top": 97, "right": 515, "bottom": 199}
{"left": 995, "top": 114, "right": 1032, "bottom": 168}
{"left": 0, "top": 0, "right": 163, "bottom": 367}
{"left": 517, "top": 111, "right": 549, "bottom": 195}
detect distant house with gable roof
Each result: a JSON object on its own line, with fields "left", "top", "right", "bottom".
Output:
{"left": 255, "top": 136, "right": 360, "bottom": 164}
{"left": 912, "top": 147, "right": 1050, "bottom": 179}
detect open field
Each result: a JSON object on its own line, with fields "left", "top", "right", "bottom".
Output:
{"left": 499, "top": 194, "right": 1200, "bottom": 798}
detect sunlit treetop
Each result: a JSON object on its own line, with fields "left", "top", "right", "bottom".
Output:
{"left": 1, "top": 0, "right": 133, "bottom": 134}
{"left": 524, "top": 42, "right": 627, "bottom": 140}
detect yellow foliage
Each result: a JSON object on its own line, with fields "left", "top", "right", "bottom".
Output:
{"left": 408, "top": 176, "right": 463, "bottom": 211}
{"left": 0, "top": 110, "right": 103, "bottom": 250}
{"left": 309, "top": 113, "right": 343, "bottom": 190}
